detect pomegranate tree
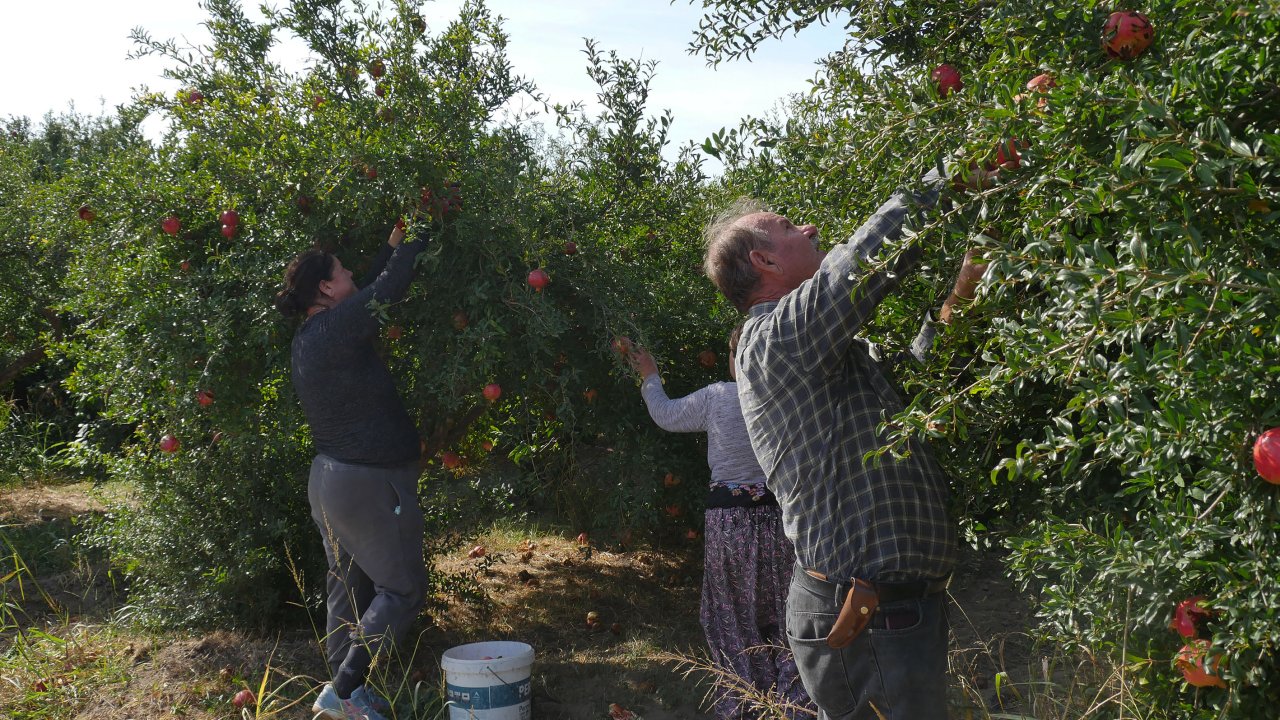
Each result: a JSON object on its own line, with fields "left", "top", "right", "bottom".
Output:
{"left": 684, "top": 0, "right": 1278, "bottom": 712}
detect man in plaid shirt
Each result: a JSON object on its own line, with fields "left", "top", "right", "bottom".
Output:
{"left": 703, "top": 166, "right": 985, "bottom": 719}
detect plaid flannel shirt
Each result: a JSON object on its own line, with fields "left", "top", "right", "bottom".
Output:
{"left": 735, "top": 170, "right": 958, "bottom": 583}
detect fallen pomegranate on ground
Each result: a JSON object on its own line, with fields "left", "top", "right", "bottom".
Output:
{"left": 232, "top": 689, "right": 255, "bottom": 708}
{"left": 608, "top": 702, "right": 637, "bottom": 720}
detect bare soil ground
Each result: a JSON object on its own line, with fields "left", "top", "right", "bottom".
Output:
{"left": 1, "top": 481, "right": 1048, "bottom": 720}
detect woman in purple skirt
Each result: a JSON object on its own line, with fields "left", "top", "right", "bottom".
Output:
{"left": 628, "top": 327, "right": 814, "bottom": 720}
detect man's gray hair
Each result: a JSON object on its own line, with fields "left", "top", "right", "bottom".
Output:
{"left": 703, "top": 197, "right": 771, "bottom": 312}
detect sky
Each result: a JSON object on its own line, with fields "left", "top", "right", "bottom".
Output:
{"left": 0, "top": 0, "right": 850, "bottom": 165}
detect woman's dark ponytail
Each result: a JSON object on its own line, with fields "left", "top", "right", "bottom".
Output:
{"left": 276, "top": 248, "right": 333, "bottom": 319}
{"left": 273, "top": 288, "right": 303, "bottom": 318}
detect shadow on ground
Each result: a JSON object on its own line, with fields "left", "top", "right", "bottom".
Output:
{"left": 1, "top": 481, "right": 1054, "bottom": 720}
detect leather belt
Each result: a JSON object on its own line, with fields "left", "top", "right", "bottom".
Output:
{"left": 804, "top": 569, "right": 950, "bottom": 604}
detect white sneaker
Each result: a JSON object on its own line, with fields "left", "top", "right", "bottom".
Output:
{"left": 340, "top": 692, "right": 389, "bottom": 720}
{"left": 312, "top": 684, "right": 391, "bottom": 719}
{"left": 351, "top": 685, "right": 393, "bottom": 715}
{"left": 311, "top": 683, "right": 343, "bottom": 720}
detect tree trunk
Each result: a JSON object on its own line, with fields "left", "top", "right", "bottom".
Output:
{"left": 0, "top": 346, "right": 46, "bottom": 389}
{"left": 422, "top": 402, "right": 488, "bottom": 458}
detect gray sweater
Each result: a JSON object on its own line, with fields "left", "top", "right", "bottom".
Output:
{"left": 291, "top": 239, "right": 426, "bottom": 466}
{"left": 640, "top": 376, "right": 767, "bottom": 486}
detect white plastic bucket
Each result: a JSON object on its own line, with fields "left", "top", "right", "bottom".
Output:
{"left": 441, "top": 641, "right": 534, "bottom": 720}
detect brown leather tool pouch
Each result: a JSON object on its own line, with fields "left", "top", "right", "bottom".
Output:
{"left": 826, "top": 578, "right": 879, "bottom": 649}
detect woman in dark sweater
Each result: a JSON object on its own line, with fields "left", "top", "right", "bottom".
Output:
{"left": 275, "top": 222, "right": 427, "bottom": 720}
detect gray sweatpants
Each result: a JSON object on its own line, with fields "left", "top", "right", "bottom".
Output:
{"left": 308, "top": 454, "right": 427, "bottom": 692}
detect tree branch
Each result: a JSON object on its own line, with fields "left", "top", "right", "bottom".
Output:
{"left": 422, "top": 402, "right": 489, "bottom": 458}
{"left": 0, "top": 346, "right": 47, "bottom": 389}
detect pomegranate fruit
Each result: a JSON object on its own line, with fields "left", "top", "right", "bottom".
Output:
{"left": 1253, "top": 428, "right": 1280, "bottom": 483}
{"left": 1169, "top": 596, "right": 1211, "bottom": 638}
{"left": 482, "top": 383, "right": 502, "bottom": 402}
{"left": 527, "top": 268, "right": 550, "bottom": 291}
{"left": 931, "top": 64, "right": 963, "bottom": 97}
{"left": 1103, "top": 11, "right": 1155, "bottom": 60}
{"left": 232, "top": 689, "right": 255, "bottom": 708}
{"left": 1175, "top": 639, "right": 1226, "bottom": 688}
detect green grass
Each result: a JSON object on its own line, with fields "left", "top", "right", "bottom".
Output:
{"left": 0, "top": 623, "right": 134, "bottom": 720}
{"left": 1, "top": 518, "right": 83, "bottom": 577}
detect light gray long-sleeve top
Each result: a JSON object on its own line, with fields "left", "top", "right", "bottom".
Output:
{"left": 640, "top": 376, "right": 767, "bottom": 486}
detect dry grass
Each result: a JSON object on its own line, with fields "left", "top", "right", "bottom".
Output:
{"left": 424, "top": 519, "right": 713, "bottom": 719}
{"left": 1, "top": 481, "right": 1153, "bottom": 720}
{"left": 1, "top": 484, "right": 716, "bottom": 720}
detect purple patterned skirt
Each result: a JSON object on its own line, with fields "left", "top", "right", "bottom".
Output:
{"left": 702, "top": 505, "right": 815, "bottom": 719}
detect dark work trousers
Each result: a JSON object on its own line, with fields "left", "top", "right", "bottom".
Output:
{"left": 785, "top": 564, "right": 949, "bottom": 720}
{"left": 308, "top": 454, "right": 427, "bottom": 696}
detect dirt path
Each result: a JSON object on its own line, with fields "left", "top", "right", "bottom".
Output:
{"left": 0, "top": 479, "right": 106, "bottom": 522}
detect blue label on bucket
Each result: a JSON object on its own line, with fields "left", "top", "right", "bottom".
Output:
{"left": 446, "top": 679, "right": 531, "bottom": 710}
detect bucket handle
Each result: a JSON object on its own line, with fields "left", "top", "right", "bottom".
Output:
{"left": 487, "top": 665, "right": 513, "bottom": 686}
